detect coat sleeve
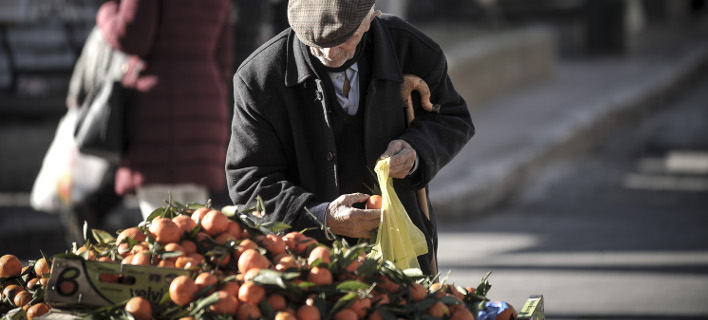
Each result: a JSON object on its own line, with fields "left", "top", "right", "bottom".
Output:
{"left": 399, "top": 50, "right": 475, "bottom": 190}
{"left": 226, "top": 74, "right": 327, "bottom": 234}
{"left": 96, "top": 0, "right": 158, "bottom": 56}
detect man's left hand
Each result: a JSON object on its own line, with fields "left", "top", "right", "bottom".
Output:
{"left": 380, "top": 139, "right": 416, "bottom": 179}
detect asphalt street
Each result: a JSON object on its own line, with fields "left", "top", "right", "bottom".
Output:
{"left": 436, "top": 67, "right": 708, "bottom": 319}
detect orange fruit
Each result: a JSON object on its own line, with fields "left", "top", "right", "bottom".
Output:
{"left": 451, "top": 308, "right": 475, "bottom": 320}
{"left": 465, "top": 286, "right": 476, "bottom": 295}
{"left": 0, "top": 254, "right": 23, "bottom": 278}
{"left": 348, "top": 297, "right": 371, "bottom": 319}
{"left": 215, "top": 232, "right": 238, "bottom": 245}
{"left": 307, "top": 246, "right": 331, "bottom": 266}
{"left": 428, "top": 282, "right": 444, "bottom": 298}
{"left": 125, "top": 296, "right": 152, "bottom": 320}
{"left": 149, "top": 217, "right": 181, "bottom": 245}
{"left": 307, "top": 266, "right": 333, "bottom": 285}
{"left": 210, "top": 252, "right": 232, "bottom": 267}
{"left": 76, "top": 246, "right": 97, "bottom": 260}
{"left": 14, "top": 290, "right": 32, "bottom": 307}
{"left": 365, "top": 195, "right": 382, "bottom": 209}
{"left": 296, "top": 305, "right": 321, "bottom": 320}
{"left": 225, "top": 221, "right": 243, "bottom": 239}
{"left": 237, "top": 303, "right": 262, "bottom": 320}
{"left": 378, "top": 275, "right": 400, "bottom": 293}
{"left": 238, "top": 281, "right": 266, "bottom": 305}
{"left": 26, "top": 303, "right": 50, "bottom": 320}
{"left": 130, "top": 251, "right": 152, "bottom": 266}
{"left": 210, "top": 290, "right": 239, "bottom": 315}
{"left": 345, "top": 252, "right": 366, "bottom": 273}
{"left": 494, "top": 302, "right": 518, "bottom": 320}
{"left": 234, "top": 239, "right": 258, "bottom": 258}
{"left": 267, "top": 293, "right": 287, "bottom": 312}
{"left": 194, "top": 272, "right": 219, "bottom": 293}
{"left": 33, "top": 258, "right": 50, "bottom": 278}
{"left": 368, "top": 310, "right": 383, "bottom": 320}
{"left": 169, "top": 275, "right": 198, "bottom": 306}
{"left": 426, "top": 302, "right": 449, "bottom": 318}
{"left": 191, "top": 207, "right": 210, "bottom": 224}
{"left": 26, "top": 278, "right": 40, "bottom": 290}
{"left": 243, "top": 268, "right": 262, "bottom": 282}
{"left": 3, "top": 284, "right": 24, "bottom": 301}
{"left": 221, "top": 281, "right": 241, "bottom": 297}
{"left": 237, "top": 248, "right": 271, "bottom": 274}
{"left": 261, "top": 234, "right": 286, "bottom": 255}
{"left": 275, "top": 255, "right": 298, "bottom": 271}
{"left": 173, "top": 214, "right": 197, "bottom": 235}
{"left": 201, "top": 210, "right": 229, "bottom": 236}
{"left": 275, "top": 310, "right": 297, "bottom": 320}
{"left": 409, "top": 282, "right": 427, "bottom": 302}
{"left": 334, "top": 308, "right": 358, "bottom": 320}
{"left": 162, "top": 242, "right": 186, "bottom": 262}
{"left": 180, "top": 240, "right": 198, "bottom": 255}
{"left": 116, "top": 227, "right": 147, "bottom": 256}
{"left": 195, "top": 272, "right": 218, "bottom": 293}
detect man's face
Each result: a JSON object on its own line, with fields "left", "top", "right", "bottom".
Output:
{"left": 310, "top": 10, "right": 381, "bottom": 68}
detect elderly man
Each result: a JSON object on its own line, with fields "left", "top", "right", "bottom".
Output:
{"left": 226, "top": 0, "right": 474, "bottom": 275}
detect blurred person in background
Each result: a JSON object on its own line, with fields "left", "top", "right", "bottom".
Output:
{"left": 97, "top": 0, "right": 233, "bottom": 218}
{"left": 225, "top": 0, "right": 474, "bottom": 275}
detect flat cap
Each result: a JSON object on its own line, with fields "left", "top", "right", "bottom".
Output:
{"left": 288, "top": 0, "right": 375, "bottom": 48}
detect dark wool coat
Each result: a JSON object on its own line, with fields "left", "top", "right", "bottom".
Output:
{"left": 97, "top": 0, "right": 233, "bottom": 195}
{"left": 226, "top": 14, "right": 474, "bottom": 275}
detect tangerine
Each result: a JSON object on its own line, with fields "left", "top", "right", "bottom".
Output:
{"left": 180, "top": 240, "right": 198, "bottom": 255}
{"left": 0, "top": 254, "right": 23, "bottom": 278}
{"left": 267, "top": 293, "right": 287, "bottom": 312}
{"left": 116, "top": 227, "right": 147, "bottom": 256}
{"left": 494, "top": 302, "right": 518, "bottom": 320}
{"left": 426, "top": 302, "right": 449, "bottom": 318}
{"left": 210, "top": 290, "right": 239, "bottom": 315}
{"left": 307, "top": 246, "right": 331, "bottom": 266}
{"left": 221, "top": 281, "right": 241, "bottom": 297}
{"left": 238, "top": 281, "right": 266, "bottom": 305}
{"left": 296, "top": 305, "right": 321, "bottom": 320}
{"left": 125, "top": 296, "right": 152, "bottom": 320}
{"left": 149, "top": 217, "right": 181, "bottom": 245}
{"left": 348, "top": 297, "right": 372, "bottom": 319}
{"left": 307, "top": 266, "right": 333, "bottom": 285}
{"left": 191, "top": 207, "right": 210, "bottom": 224}
{"left": 173, "top": 214, "right": 197, "bottom": 235}
{"left": 195, "top": 272, "right": 218, "bottom": 293}
{"left": 409, "top": 282, "right": 427, "bottom": 302}
{"left": 33, "top": 258, "right": 50, "bottom": 278}
{"left": 451, "top": 308, "right": 476, "bottom": 320}
{"left": 225, "top": 221, "right": 243, "bottom": 239}
{"left": 365, "top": 195, "right": 382, "bottom": 209}
{"left": 275, "top": 311, "right": 297, "bottom": 320}
{"left": 261, "top": 234, "right": 286, "bottom": 255}
{"left": 201, "top": 210, "right": 229, "bottom": 236}
{"left": 237, "top": 303, "right": 263, "bottom": 320}
{"left": 237, "top": 248, "right": 271, "bottom": 274}
{"left": 334, "top": 308, "right": 358, "bottom": 320}
{"left": 169, "top": 275, "right": 198, "bottom": 306}
{"left": 13, "top": 290, "right": 32, "bottom": 307}
{"left": 26, "top": 303, "right": 50, "bottom": 320}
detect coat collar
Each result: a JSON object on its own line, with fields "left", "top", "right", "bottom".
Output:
{"left": 285, "top": 17, "right": 403, "bottom": 87}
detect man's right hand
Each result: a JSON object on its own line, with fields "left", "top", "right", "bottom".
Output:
{"left": 326, "top": 193, "right": 381, "bottom": 238}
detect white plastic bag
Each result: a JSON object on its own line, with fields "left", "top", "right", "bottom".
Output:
{"left": 30, "top": 109, "right": 110, "bottom": 213}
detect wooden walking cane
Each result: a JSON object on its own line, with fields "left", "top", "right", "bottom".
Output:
{"left": 400, "top": 74, "right": 440, "bottom": 275}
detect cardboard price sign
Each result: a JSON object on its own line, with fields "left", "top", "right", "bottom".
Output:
{"left": 45, "top": 256, "right": 190, "bottom": 309}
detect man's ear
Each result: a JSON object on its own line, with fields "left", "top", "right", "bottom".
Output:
{"left": 372, "top": 10, "right": 382, "bottom": 21}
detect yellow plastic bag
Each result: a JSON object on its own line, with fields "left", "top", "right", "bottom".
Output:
{"left": 370, "top": 157, "right": 428, "bottom": 270}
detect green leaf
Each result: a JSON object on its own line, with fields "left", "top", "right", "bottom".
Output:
{"left": 336, "top": 280, "right": 370, "bottom": 291}
{"left": 261, "top": 221, "right": 292, "bottom": 233}
{"left": 92, "top": 229, "right": 116, "bottom": 244}
{"left": 146, "top": 207, "right": 166, "bottom": 222}
{"left": 253, "top": 269, "right": 288, "bottom": 289}
{"left": 190, "top": 291, "right": 220, "bottom": 315}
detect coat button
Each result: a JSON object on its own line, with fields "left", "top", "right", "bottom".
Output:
{"left": 327, "top": 152, "right": 336, "bottom": 161}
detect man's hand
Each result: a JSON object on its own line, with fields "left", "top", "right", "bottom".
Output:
{"left": 380, "top": 139, "right": 416, "bottom": 179}
{"left": 326, "top": 193, "right": 381, "bottom": 238}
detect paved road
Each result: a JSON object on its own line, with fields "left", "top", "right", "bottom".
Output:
{"left": 436, "top": 69, "right": 708, "bottom": 319}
